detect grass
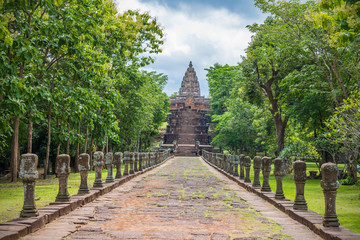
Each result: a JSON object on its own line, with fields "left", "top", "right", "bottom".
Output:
{"left": 243, "top": 161, "right": 360, "bottom": 234}
{"left": 0, "top": 166, "right": 123, "bottom": 223}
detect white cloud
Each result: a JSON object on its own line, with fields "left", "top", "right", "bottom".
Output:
{"left": 115, "top": 0, "right": 262, "bottom": 96}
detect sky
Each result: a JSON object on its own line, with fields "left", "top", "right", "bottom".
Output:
{"left": 115, "top": 0, "right": 267, "bottom": 97}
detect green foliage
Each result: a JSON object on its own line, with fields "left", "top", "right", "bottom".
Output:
{"left": 0, "top": 0, "right": 168, "bottom": 172}
{"left": 327, "top": 91, "right": 360, "bottom": 181}
{"left": 206, "top": 64, "right": 242, "bottom": 116}
{"left": 207, "top": 64, "right": 265, "bottom": 154}
{"left": 313, "top": 0, "right": 360, "bottom": 47}
{"left": 279, "top": 138, "right": 320, "bottom": 161}
{"left": 208, "top": 0, "right": 360, "bottom": 177}
{"left": 340, "top": 176, "right": 355, "bottom": 185}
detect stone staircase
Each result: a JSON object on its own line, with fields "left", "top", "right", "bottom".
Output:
{"left": 176, "top": 144, "right": 196, "bottom": 156}
{"left": 175, "top": 109, "right": 197, "bottom": 156}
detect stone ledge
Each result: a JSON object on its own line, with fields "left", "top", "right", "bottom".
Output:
{"left": 0, "top": 156, "right": 174, "bottom": 240}
{"left": 202, "top": 157, "right": 360, "bottom": 240}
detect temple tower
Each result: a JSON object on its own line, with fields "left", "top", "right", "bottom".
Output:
{"left": 163, "top": 62, "right": 213, "bottom": 156}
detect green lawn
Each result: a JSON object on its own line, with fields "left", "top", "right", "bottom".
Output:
{"left": 0, "top": 167, "right": 123, "bottom": 223}
{"left": 243, "top": 161, "right": 360, "bottom": 234}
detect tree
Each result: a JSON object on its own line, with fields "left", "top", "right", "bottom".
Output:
{"left": 328, "top": 91, "right": 360, "bottom": 183}
{"left": 0, "top": 0, "right": 167, "bottom": 181}
{"left": 206, "top": 64, "right": 263, "bottom": 154}
{"left": 241, "top": 15, "right": 309, "bottom": 156}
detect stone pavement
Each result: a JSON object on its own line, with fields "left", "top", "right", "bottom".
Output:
{"left": 23, "top": 157, "right": 321, "bottom": 240}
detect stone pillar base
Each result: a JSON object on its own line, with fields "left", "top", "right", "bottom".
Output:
{"left": 252, "top": 181, "right": 261, "bottom": 187}
{"left": 275, "top": 192, "right": 285, "bottom": 199}
{"left": 106, "top": 176, "right": 115, "bottom": 183}
{"left": 78, "top": 187, "right": 90, "bottom": 195}
{"left": 323, "top": 215, "right": 340, "bottom": 227}
{"left": 54, "top": 193, "right": 71, "bottom": 203}
{"left": 20, "top": 205, "right": 39, "bottom": 218}
{"left": 261, "top": 185, "right": 271, "bottom": 192}
{"left": 93, "top": 179, "right": 104, "bottom": 188}
{"left": 293, "top": 196, "right": 308, "bottom": 210}
{"left": 115, "top": 171, "right": 122, "bottom": 179}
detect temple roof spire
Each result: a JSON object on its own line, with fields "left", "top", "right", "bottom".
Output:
{"left": 179, "top": 61, "right": 200, "bottom": 96}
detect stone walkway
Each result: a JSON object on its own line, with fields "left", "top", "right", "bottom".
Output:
{"left": 23, "top": 157, "right": 321, "bottom": 240}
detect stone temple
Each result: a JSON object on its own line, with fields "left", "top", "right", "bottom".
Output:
{"left": 163, "top": 62, "right": 213, "bottom": 156}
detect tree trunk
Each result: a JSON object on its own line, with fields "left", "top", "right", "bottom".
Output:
{"left": 274, "top": 114, "right": 288, "bottom": 157}
{"left": 44, "top": 102, "right": 52, "bottom": 179}
{"left": 83, "top": 124, "right": 89, "bottom": 153}
{"left": 66, "top": 119, "right": 70, "bottom": 155}
{"left": 105, "top": 135, "right": 108, "bottom": 154}
{"left": 27, "top": 109, "right": 33, "bottom": 153}
{"left": 261, "top": 81, "right": 288, "bottom": 157}
{"left": 89, "top": 135, "right": 95, "bottom": 168}
{"left": 10, "top": 115, "right": 20, "bottom": 182}
{"left": 74, "top": 120, "right": 81, "bottom": 173}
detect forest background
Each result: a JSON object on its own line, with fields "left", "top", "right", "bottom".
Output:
{"left": 207, "top": 0, "right": 360, "bottom": 184}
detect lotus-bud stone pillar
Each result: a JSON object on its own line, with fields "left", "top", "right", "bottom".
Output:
{"left": 252, "top": 156, "right": 262, "bottom": 187}
{"left": 221, "top": 154, "right": 224, "bottom": 168}
{"left": 231, "top": 155, "right": 236, "bottom": 175}
{"left": 105, "top": 152, "right": 114, "bottom": 183}
{"left": 239, "top": 154, "right": 245, "bottom": 180}
{"left": 123, "top": 151, "right": 130, "bottom": 175}
{"left": 293, "top": 160, "right": 308, "bottom": 210}
{"left": 321, "top": 163, "right": 340, "bottom": 227}
{"left": 114, "top": 152, "right": 123, "bottom": 179}
{"left": 147, "top": 152, "right": 151, "bottom": 168}
{"left": 244, "top": 156, "right": 251, "bottom": 183}
{"left": 78, "top": 153, "right": 90, "bottom": 194}
{"left": 226, "top": 154, "right": 231, "bottom": 174}
{"left": 234, "top": 155, "right": 240, "bottom": 177}
{"left": 93, "top": 151, "right": 104, "bottom": 188}
{"left": 129, "top": 152, "right": 135, "bottom": 174}
{"left": 19, "top": 153, "right": 39, "bottom": 218}
{"left": 261, "top": 156, "right": 272, "bottom": 192}
{"left": 134, "top": 152, "right": 139, "bottom": 172}
{"left": 139, "top": 153, "right": 143, "bottom": 171}
{"left": 151, "top": 152, "right": 155, "bottom": 166}
{"left": 274, "top": 158, "right": 287, "bottom": 199}
{"left": 54, "top": 154, "right": 71, "bottom": 203}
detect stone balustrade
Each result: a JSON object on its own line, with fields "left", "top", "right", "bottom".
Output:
{"left": 18, "top": 149, "right": 173, "bottom": 218}
{"left": 201, "top": 150, "right": 342, "bottom": 228}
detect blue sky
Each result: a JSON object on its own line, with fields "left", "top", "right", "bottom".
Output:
{"left": 116, "top": 0, "right": 267, "bottom": 97}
